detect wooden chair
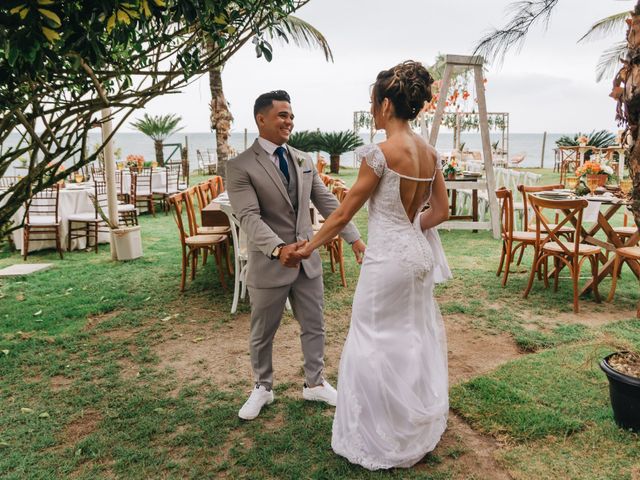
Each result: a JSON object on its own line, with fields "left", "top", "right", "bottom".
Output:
{"left": 23, "top": 184, "right": 63, "bottom": 260}
{"left": 67, "top": 180, "right": 109, "bottom": 253}
{"left": 169, "top": 192, "right": 228, "bottom": 292}
{"left": 196, "top": 149, "right": 217, "bottom": 175}
{"left": 316, "top": 156, "right": 327, "bottom": 174}
{"left": 614, "top": 209, "right": 639, "bottom": 242}
{"left": 495, "top": 187, "right": 543, "bottom": 286}
{"left": 133, "top": 167, "right": 155, "bottom": 216}
{"left": 519, "top": 184, "right": 575, "bottom": 240}
{"left": 607, "top": 246, "right": 640, "bottom": 317}
{"left": 524, "top": 195, "right": 601, "bottom": 313}
{"left": 153, "top": 164, "right": 182, "bottom": 213}
{"left": 315, "top": 185, "right": 349, "bottom": 287}
{"left": 116, "top": 172, "right": 138, "bottom": 227}
{"left": 194, "top": 183, "right": 231, "bottom": 234}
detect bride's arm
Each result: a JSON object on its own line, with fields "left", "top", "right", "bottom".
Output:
{"left": 300, "top": 161, "right": 380, "bottom": 255}
{"left": 420, "top": 169, "right": 449, "bottom": 230}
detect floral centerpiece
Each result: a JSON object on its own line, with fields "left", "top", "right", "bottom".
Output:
{"left": 575, "top": 161, "right": 614, "bottom": 187}
{"left": 126, "top": 154, "right": 144, "bottom": 170}
{"left": 443, "top": 159, "right": 462, "bottom": 179}
{"left": 577, "top": 135, "right": 589, "bottom": 146}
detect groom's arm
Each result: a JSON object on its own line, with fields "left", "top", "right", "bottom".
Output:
{"left": 226, "top": 159, "right": 284, "bottom": 258}
{"left": 310, "top": 168, "right": 360, "bottom": 244}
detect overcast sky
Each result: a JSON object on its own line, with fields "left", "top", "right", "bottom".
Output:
{"left": 125, "top": 0, "right": 630, "bottom": 134}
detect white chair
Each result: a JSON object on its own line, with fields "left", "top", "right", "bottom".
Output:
{"left": 196, "top": 149, "right": 217, "bottom": 175}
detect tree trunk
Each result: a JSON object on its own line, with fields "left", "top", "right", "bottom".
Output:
{"left": 616, "top": 3, "right": 640, "bottom": 227}
{"left": 154, "top": 139, "right": 164, "bottom": 167}
{"left": 330, "top": 154, "right": 340, "bottom": 174}
{"left": 209, "top": 65, "right": 234, "bottom": 181}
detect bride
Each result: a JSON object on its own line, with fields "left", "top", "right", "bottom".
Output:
{"left": 297, "top": 60, "right": 451, "bottom": 470}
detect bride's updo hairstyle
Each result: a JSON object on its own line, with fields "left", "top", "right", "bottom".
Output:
{"left": 372, "top": 60, "right": 434, "bottom": 121}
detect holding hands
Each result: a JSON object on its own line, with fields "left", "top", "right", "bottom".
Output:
{"left": 280, "top": 239, "right": 366, "bottom": 268}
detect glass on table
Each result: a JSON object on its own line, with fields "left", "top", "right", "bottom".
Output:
{"left": 620, "top": 178, "right": 633, "bottom": 197}
{"left": 565, "top": 176, "right": 579, "bottom": 191}
{"left": 585, "top": 176, "right": 600, "bottom": 196}
{"left": 74, "top": 172, "right": 84, "bottom": 183}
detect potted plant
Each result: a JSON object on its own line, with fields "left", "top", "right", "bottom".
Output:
{"left": 317, "top": 130, "right": 364, "bottom": 174}
{"left": 443, "top": 159, "right": 461, "bottom": 180}
{"left": 130, "top": 113, "right": 183, "bottom": 167}
{"left": 600, "top": 351, "right": 640, "bottom": 431}
{"left": 576, "top": 161, "right": 614, "bottom": 187}
{"left": 90, "top": 195, "right": 143, "bottom": 261}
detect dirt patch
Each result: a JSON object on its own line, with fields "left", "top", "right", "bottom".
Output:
{"left": 117, "top": 357, "right": 140, "bottom": 380}
{"left": 445, "top": 315, "right": 523, "bottom": 385}
{"left": 83, "top": 310, "right": 121, "bottom": 332}
{"left": 60, "top": 409, "right": 102, "bottom": 446}
{"left": 425, "top": 413, "right": 511, "bottom": 480}
{"left": 50, "top": 375, "right": 73, "bottom": 391}
{"left": 153, "top": 310, "right": 352, "bottom": 392}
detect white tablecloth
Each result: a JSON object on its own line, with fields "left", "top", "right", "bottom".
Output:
{"left": 118, "top": 168, "right": 166, "bottom": 194}
{"left": 10, "top": 185, "right": 110, "bottom": 254}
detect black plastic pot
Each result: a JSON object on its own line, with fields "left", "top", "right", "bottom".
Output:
{"left": 600, "top": 352, "right": 640, "bottom": 432}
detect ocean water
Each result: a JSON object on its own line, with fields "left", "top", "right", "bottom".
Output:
{"left": 2, "top": 130, "right": 563, "bottom": 175}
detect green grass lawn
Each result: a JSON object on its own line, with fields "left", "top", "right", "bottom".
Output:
{"left": 0, "top": 168, "right": 639, "bottom": 479}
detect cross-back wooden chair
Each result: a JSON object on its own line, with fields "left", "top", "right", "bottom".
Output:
{"left": 23, "top": 184, "right": 63, "bottom": 260}
{"left": 558, "top": 147, "right": 579, "bottom": 184}
{"left": 614, "top": 208, "right": 639, "bottom": 242}
{"left": 133, "top": 167, "right": 155, "bottom": 216}
{"left": 210, "top": 175, "right": 224, "bottom": 195}
{"left": 607, "top": 246, "right": 640, "bottom": 317}
{"left": 316, "top": 156, "right": 327, "bottom": 174}
{"left": 524, "top": 195, "right": 601, "bottom": 313}
{"left": 169, "top": 192, "right": 228, "bottom": 292}
{"left": 495, "top": 187, "right": 544, "bottom": 286}
{"left": 519, "top": 183, "right": 575, "bottom": 240}
{"left": 67, "top": 179, "right": 110, "bottom": 253}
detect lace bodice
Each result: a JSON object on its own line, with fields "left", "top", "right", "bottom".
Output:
{"left": 356, "top": 143, "right": 440, "bottom": 279}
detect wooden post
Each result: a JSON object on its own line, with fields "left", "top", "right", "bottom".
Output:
{"left": 429, "top": 63, "right": 453, "bottom": 147}
{"left": 243, "top": 128, "right": 248, "bottom": 150}
{"left": 540, "top": 131, "right": 547, "bottom": 168}
{"left": 100, "top": 108, "right": 118, "bottom": 260}
{"left": 473, "top": 62, "right": 500, "bottom": 238}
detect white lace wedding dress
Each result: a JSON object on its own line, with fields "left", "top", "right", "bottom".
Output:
{"left": 331, "top": 143, "right": 450, "bottom": 470}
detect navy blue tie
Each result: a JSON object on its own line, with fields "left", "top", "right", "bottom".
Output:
{"left": 275, "top": 146, "right": 290, "bottom": 183}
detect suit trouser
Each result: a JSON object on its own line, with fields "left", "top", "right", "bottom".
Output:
{"left": 247, "top": 267, "right": 325, "bottom": 389}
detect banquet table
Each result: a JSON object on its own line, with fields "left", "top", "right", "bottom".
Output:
{"left": 532, "top": 191, "right": 639, "bottom": 295}
{"left": 10, "top": 184, "right": 110, "bottom": 254}
{"left": 575, "top": 197, "right": 639, "bottom": 295}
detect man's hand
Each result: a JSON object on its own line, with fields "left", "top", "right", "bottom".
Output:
{"left": 351, "top": 239, "right": 366, "bottom": 265}
{"left": 279, "top": 240, "right": 307, "bottom": 268}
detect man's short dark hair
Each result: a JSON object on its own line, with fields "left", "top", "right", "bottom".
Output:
{"left": 253, "top": 90, "right": 291, "bottom": 118}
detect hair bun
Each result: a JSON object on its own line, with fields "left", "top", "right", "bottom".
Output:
{"left": 373, "top": 60, "right": 434, "bottom": 120}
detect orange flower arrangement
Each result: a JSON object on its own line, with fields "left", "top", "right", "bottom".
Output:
{"left": 575, "top": 161, "right": 613, "bottom": 178}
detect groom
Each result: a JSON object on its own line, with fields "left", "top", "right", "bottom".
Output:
{"left": 226, "top": 90, "right": 365, "bottom": 420}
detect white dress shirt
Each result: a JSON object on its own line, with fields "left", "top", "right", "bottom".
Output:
{"left": 257, "top": 137, "right": 290, "bottom": 168}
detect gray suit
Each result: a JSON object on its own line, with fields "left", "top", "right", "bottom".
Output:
{"left": 227, "top": 139, "right": 360, "bottom": 388}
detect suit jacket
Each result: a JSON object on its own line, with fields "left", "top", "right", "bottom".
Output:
{"left": 226, "top": 139, "right": 360, "bottom": 289}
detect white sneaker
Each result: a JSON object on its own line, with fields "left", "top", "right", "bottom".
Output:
{"left": 238, "top": 385, "right": 274, "bottom": 420}
{"left": 302, "top": 380, "right": 337, "bottom": 406}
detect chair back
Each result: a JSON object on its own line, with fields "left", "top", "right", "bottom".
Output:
{"left": 135, "top": 167, "right": 153, "bottom": 195}
{"left": 495, "top": 187, "right": 513, "bottom": 239}
{"left": 168, "top": 192, "right": 190, "bottom": 246}
{"left": 90, "top": 180, "right": 109, "bottom": 220}
{"left": 196, "top": 182, "right": 212, "bottom": 213}
{"left": 212, "top": 175, "right": 224, "bottom": 194}
{"left": 183, "top": 187, "right": 202, "bottom": 234}
{"left": 528, "top": 194, "right": 587, "bottom": 256}
{"left": 518, "top": 183, "right": 565, "bottom": 230}
{"left": 165, "top": 165, "right": 181, "bottom": 193}
{"left": 333, "top": 185, "right": 349, "bottom": 203}
{"left": 26, "top": 185, "right": 60, "bottom": 223}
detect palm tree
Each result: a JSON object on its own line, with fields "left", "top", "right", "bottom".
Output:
{"left": 209, "top": 16, "right": 334, "bottom": 180}
{"left": 317, "top": 131, "right": 364, "bottom": 174}
{"left": 130, "top": 114, "right": 183, "bottom": 167}
{"left": 473, "top": 0, "right": 640, "bottom": 226}
{"left": 287, "top": 130, "right": 322, "bottom": 152}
